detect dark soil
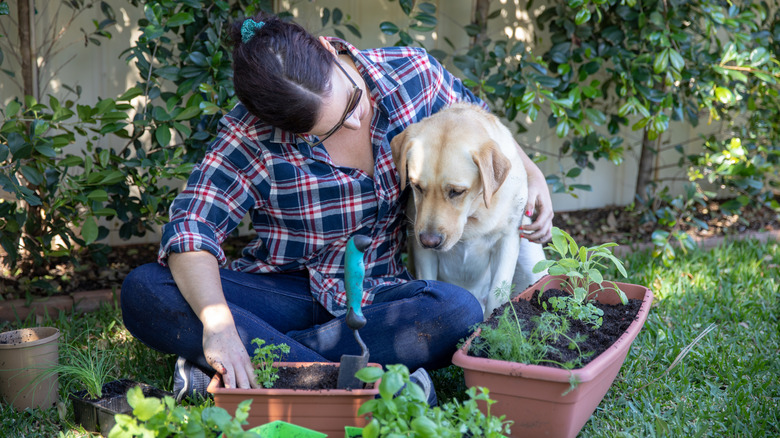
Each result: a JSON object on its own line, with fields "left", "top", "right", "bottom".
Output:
{"left": 275, "top": 363, "right": 345, "bottom": 390}
{"left": 469, "top": 289, "right": 643, "bottom": 369}
{"left": 1, "top": 198, "right": 777, "bottom": 299}
{"left": 71, "top": 379, "right": 170, "bottom": 403}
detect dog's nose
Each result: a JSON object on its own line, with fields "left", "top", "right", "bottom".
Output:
{"left": 419, "top": 232, "right": 443, "bottom": 249}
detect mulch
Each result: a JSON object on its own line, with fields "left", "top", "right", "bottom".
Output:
{"left": 1, "top": 199, "right": 777, "bottom": 300}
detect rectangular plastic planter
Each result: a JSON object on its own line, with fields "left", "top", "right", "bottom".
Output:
{"left": 208, "top": 362, "right": 381, "bottom": 437}
{"left": 247, "top": 420, "right": 327, "bottom": 437}
{"left": 452, "top": 275, "right": 654, "bottom": 438}
{"left": 69, "top": 379, "right": 171, "bottom": 436}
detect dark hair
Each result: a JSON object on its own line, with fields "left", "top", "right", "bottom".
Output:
{"left": 229, "top": 13, "right": 334, "bottom": 133}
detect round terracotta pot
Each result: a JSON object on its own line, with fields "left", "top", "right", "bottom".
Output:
{"left": 0, "top": 327, "right": 61, "bottom": 411}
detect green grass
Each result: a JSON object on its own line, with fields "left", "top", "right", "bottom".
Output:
{"left": 1, "top": 238, "right": 778, "bottom": 437}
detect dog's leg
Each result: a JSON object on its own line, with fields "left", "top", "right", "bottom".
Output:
{"left": 512, "top": 237, "right": 547, "bottom": 297}
{"left": 412, "top": 242, "right": 439, "bottom": 280}
{"left": 484, "top": 233, "right": 522, "bottom": 319}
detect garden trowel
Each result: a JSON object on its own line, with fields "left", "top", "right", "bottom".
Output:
{"left": 337, "top": 235, "right": 371, "bottom": 389}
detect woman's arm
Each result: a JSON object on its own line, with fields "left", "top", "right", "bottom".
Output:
{"left": 168, "top": 251, "right": 258, "bottom": 389}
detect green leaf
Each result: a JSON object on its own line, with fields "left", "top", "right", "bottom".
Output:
{"left": 167, "top": 12, "right": 195, "bottom": 28}
{"left": 668, "top": 49, "right": 684, "bottom": 71}
{"left": 653, "top": 48, "right": 670, "bottom": 74}
{"left": 552, "top": 229, "right": 568, "bottom": 257}
{"left": 155, "top": 126, "right": 171, "bottom": 146}
{"left": 59, "top": 155, "right": 84, "bottom": 167}
{"left": 20, "top": 165, "right": 44, "bottom": 186}
{"left": 714, "top": 87, "right": 733, "bottom": 104}
{"left": 118, "top": 86, "right": 143, "bottom": 101}
{"left": 87, "top": 189, "right": 109, "bottom": 202}
{"left": 199, "top": 101, "right": 220, "bottom": 115}
{"left": 574, "top": 8, "right": 591, "bottom": 25}
{"left": 749, "top": 47, "right": 769, "bottom": 67}
{"left": 589, "top": 269, "right": 603, "bottom": 284}
{"left": 81, "top": 216, "right": 99, "bottom": 245}
{"left": 173, "top": 105, "right": 201, "bottom": 121}
{"left": 378, "top": 371, "right": 404, "bottom": 400}
{"left": 584, "top": 108, "right": 606, "bottom": 125}
{"left": 533, "top": 259, "right": 556, "bottom": 273}
{"left": 356, "top": 366, "right": 384, "bottom": 383}
{"left": 92, "top": 208, "right": 117, "bottom": 216}
{"left": 5, "top": 100, "right": 21, "bottom": 117}
{"left": 99, "top": 171, "right": 125, "bottom": 185}
{"left": 379, "top": 21, "right": 399, "bottom": 35}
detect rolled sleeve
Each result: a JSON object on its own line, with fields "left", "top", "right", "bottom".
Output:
{"left": 158, "top": 219, "right": 226, "bottom": 266}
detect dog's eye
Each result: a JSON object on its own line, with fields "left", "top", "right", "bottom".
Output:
{"left": 448, "top": 188, "right": 465, "bottom": 199}
{"left": 411, "top": 182, "right": 424, "bottom": 194}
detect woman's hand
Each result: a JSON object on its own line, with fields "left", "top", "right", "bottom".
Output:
{"left": 169, "top": 251, "right": 259, "bottom": 389}
{"left": 514, "top": 140, "right": 554, "bottom": 244}
{"left": 202, "top": 321, "right": 258, "bottom": 389}
{"left": 522, "top": 167, "right": 554, "bottom": 244}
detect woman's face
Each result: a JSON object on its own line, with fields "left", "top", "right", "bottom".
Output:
{"left": 306, "top": 56, "right": 369, "bottom": 143}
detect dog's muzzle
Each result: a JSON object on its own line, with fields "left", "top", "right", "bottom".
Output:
{"left": 418, "top": 232, "right": 444, "bottom": 249}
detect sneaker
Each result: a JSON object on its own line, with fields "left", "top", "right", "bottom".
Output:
{"left": 409, "top": 368, "right": 438, "bottom": 407}
{"left": 173, "top": 357, "right": 212, "bottom": 403}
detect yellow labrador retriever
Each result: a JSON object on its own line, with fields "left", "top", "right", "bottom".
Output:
{"left": 391, "top": 103, "right": 546, "bottom": 319}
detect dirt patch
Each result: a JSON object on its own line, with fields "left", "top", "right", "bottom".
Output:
{"left": 555, "top": 198, "right": 779, "bottom": 247}
{"left": 1, "top": 198, "right": 777, "bottom": 300}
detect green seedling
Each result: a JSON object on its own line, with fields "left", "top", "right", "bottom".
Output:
{"left": 533, "top": 227, "right": 629, "bottom": 328}
{"left": 250, "top": 339, "right": 290, "bottom": 388}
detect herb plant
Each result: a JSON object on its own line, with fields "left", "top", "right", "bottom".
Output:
{"left": 109, "top": 385, "right": 259, "bottom": 437}
{"left": 250, "top": 339, "right": 290, "bottom": 389}
{"left": 27, "top": 340, "right": 118, "bottom": 400}
{"left": 355, "top": 364, "right": 512, "bottom": 437}
{"left": 533, "top": 227, "right": 629, "bottom": 328}
{"left": 472, "top": 283, "right": 591, "bottom": 369}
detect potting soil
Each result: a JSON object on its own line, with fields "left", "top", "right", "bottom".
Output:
{"left": 471, "top": 289, "right": 643, "bottom": 368}
{"left": 274, "top": 364, "right": 344, "bottom": 390}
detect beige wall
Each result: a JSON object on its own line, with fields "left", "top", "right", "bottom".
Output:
{"left": 1, "top": 0, "right": 719, "bottom": 245}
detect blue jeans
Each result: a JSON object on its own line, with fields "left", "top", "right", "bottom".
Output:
{"left": 121, "top": 263, "right": 482, "bottom": 373}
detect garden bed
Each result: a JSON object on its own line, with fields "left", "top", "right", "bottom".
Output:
{"left": 472, "top": 288, "right": 643, "bottom": 368}
{"left": 1, "top": 199, "right": 777, "bottom": 302}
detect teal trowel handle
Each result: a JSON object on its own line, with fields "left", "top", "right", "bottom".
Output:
{"left": 345, "top": 235, "right": 371, "bottom": 330}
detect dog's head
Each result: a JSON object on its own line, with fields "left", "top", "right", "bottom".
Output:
{"left": 391, "top": 105, "right": 512, "bottom": 251}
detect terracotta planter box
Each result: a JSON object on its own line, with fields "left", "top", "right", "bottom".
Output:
{"left": 207, "top": 362, "right": 381, "bottom": 437}
{"left": 452, "top": 275, "right": 654, "bottom": 438}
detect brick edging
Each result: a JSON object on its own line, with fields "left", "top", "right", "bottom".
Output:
{"left": 0, "top": 288, "right": 121, "bottom": 322}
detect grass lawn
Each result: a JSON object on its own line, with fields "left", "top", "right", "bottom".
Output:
{"left": 1, "top": 238, "right": 778, "bottom": 437}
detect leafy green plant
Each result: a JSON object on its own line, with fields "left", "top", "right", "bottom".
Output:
{"left": 250, "top": 338, "right": 290, "bottom": 388}
{"left": 355, "top": 364, "right": 512, "bottom": 437}
{"left": 470, "top": 283, "right": 590, "bottom": 369}
{"left": 25, "top": 339, "right": 118, "bottom": 400}
{"left": 109, "top": 385, "right": 259, "bottom": 437}
{"left": 533, "top": 227, "right": 628, "bottom": 328}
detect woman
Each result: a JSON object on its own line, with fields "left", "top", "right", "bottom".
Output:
{"left": 121, "top": 12, "right": 553, "bottom": 401}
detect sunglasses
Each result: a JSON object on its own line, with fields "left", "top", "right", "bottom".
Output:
{"left": 298, "top": 60, "right": 363, "bottom": 148}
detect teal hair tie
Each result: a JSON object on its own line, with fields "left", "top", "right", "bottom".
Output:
{"left": 241, "top": 19, "right": 265, "bottom": 44}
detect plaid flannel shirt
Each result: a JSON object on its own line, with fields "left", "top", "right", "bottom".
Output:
{"left": 159, "top": 38, "right": 486, "bottom": 316}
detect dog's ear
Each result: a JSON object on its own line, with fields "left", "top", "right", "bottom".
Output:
{"left": 472, "top": 141, "right": 511, "bottom": 209}
{"left": 390, "top": 129, "right": 411, "bottom": 188}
